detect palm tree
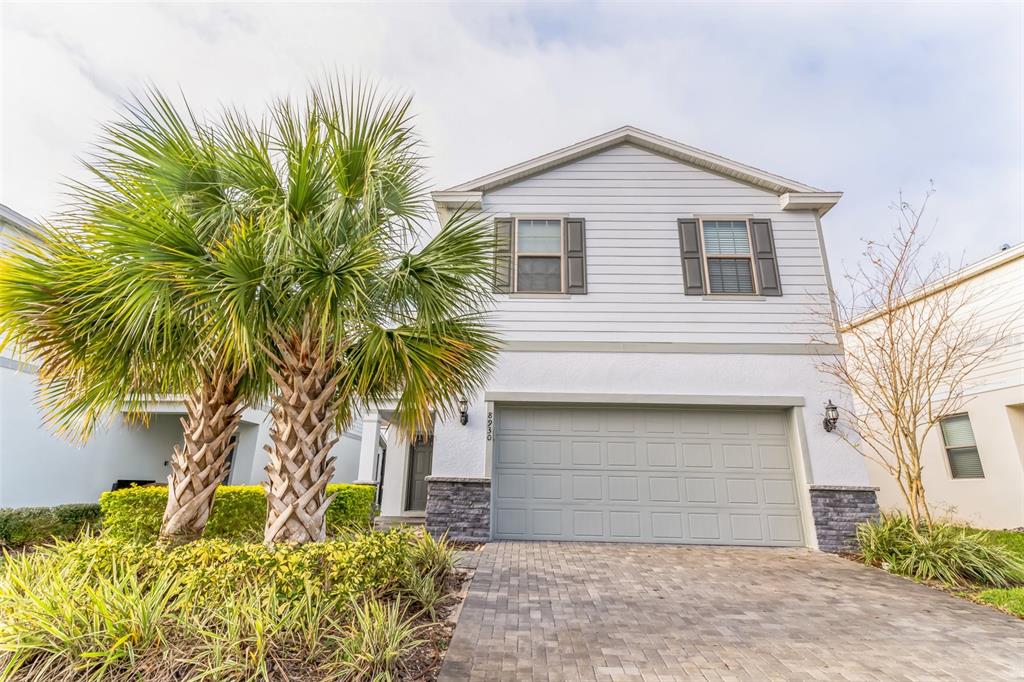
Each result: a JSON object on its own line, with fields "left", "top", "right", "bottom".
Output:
{"left": 0, "top": 93, "right": 267, "bottom": 545}
{"left": 0, "top": 81, "right": 499, "bottom": 545}
{"left": 204, "top": 81, "right": 499, "bottom": 544}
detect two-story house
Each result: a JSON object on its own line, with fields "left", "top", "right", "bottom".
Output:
{"left": 353, "top": 126, "right": 878, "bottom": 552}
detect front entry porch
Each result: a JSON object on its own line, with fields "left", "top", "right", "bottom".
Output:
{"left": 355, "top": 410, "right": 435, "bottom": 521}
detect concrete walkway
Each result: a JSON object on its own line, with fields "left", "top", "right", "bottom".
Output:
{"left": 440, "top": 542, "right": 1024, "bottom": 681}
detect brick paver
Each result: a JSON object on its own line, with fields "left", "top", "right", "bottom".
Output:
{"left": 440, "top": 542, "right": 1024, "bottom": 681}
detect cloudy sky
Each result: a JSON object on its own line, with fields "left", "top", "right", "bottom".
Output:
{"left": 2, "top": 2, "right": 1021, "bottom": 281}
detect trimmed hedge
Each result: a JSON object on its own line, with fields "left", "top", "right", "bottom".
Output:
{"left": 0, "top": 504, "right": 102, "bottom": 548}
{"left": 100, "top": 484, "right": 376, "bottom": 542}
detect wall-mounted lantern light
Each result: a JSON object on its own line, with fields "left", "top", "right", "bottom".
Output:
{"left": 458, "top": 397, "right": 469, "bottom": 426}
{"left": 823, "top": 400, "right": 839, "bottom": 432}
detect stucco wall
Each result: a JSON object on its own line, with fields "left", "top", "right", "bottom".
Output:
{"left": 429, "top": 350, "right": 868, "bottom": 488}
{"left": 1, "top": 365, "right": 174, "bottom": 507}
{"left": 866, "top": 384, "right": 1024, "bottom": 529}
{"left": 1, "top": 365, "right": 363, "bottom": 508}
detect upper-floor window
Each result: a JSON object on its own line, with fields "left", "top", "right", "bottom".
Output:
{"left": 493, "top": 217, "right": 587, "bottom": 295}
{"left": 702, "top": 220, "right": 756, "bottom": 294}
{"left": 677, "top": 217, "right": 782, "bottom": 297}
{"left": 940, "top": 414, "right": 984, "bottom": 479}
{"left": 515, "top": 219, "right": 563, "bottom": 293}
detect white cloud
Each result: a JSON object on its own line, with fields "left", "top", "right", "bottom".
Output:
{"left": 2, "top": 2, "right": 1021, "bottom": 279}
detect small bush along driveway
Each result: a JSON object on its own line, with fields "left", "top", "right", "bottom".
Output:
{"left": 441, "top": 542, "right": 1024, "bottom": 681}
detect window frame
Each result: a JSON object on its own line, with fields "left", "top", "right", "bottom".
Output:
{"left": 513, "top": 216, "right": 565, "bottom": 294}
{"left": 699, "top": 217, "right": 760, "bottom": 296}
{"left": 939, "top": 412, "right": 985, "bottom": 480}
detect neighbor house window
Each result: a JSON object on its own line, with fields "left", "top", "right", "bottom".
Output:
{"left": 940, "top": 414, "right": 984, "bottom": 479}
{"left": 701, "top": 220, "right": 756, "bottom": 294}
{"left": 515, "top": 218, "right": 563, "bottom": 293}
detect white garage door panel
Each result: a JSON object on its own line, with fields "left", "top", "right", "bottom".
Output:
{"left": 492, "top": 406, "right": 804, "bottom": 546}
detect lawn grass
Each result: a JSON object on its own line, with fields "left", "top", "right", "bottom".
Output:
{"left": 984, "top": 529, "right": 1024, "bottom": 557}
{"left": 973, "top": 529, "right": 1024, "bottom": 618}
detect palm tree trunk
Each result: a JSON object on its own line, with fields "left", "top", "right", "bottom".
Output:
{"left": 159, "top": 367, "right": 243, "bottom": 545}
{"left": 263, "top": 325, "right": 340, "bottom": 545}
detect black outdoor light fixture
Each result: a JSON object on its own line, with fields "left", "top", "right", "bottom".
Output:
{"left": 458, "top": 397, "right": 469, "bottom": 426}
{"left": 823, "top": 400, "right": 840, "bottom": 432}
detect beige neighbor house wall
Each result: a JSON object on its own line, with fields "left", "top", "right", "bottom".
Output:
{"left": 845, "top": 244, "right": 1024, "bottom": 529}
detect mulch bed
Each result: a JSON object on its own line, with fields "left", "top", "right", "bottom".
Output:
{"left": 397, "top": 567, "right": 473, "bottom": 681}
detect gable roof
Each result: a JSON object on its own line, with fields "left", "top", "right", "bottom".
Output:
{"left": 432, "top": 125, "right": 842, "bottom": 215}
{"left": 846, "top": 242, "right": 1024, "bottom": 329}
{"left": 0, "top": 204, "right": 40, "bottom": 240}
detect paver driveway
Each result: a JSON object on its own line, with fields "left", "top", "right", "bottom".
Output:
{"left": 440, "top": 542, "right": 1024, "bottom": 681}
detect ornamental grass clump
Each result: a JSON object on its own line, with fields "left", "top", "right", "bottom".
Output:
{"left": 857, "top": 513, "right": 1024, "bottom": 588}
{"left": 328, "top": 598, "right": 427, "bottom": 682}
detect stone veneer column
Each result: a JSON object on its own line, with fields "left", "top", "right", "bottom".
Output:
{"left": 425, "top": 477, "right": 490, "bottom": 542}
{"left": 809, "top": 485, "right": 880, "bottom": 553}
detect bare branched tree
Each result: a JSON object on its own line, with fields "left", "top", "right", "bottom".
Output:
{"left": 819, "top": 191, "right": 1017, "bottom": 526}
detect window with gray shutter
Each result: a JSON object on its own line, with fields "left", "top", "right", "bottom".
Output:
{"left": 564, "top": 218, "right": 587, "bottom": 294}
{"left": 506, "top": 218, "right": 587, "bottom": 294}
{"left": 750, "top": 219, "right": 782, "bottom": 296}
{"left": 493, "top": 218, "right": 513, "bottom": 293}
{"left": 940, "top": 414, "right": 984, "bottom": 479}
{"left": 701, "top": 220, "right": 756, "bottom": 294}
{"left": 677, "top": 219, "right": 705, "bottom": 295}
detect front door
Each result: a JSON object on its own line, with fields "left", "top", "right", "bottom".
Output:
{"left": 405, "top": 436, "right": 433, "bottom": 511}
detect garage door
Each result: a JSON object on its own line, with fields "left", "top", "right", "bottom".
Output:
{"left": 492, "top": 405, "right": 804, "bottom": 546}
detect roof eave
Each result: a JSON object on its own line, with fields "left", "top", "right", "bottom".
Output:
{"left": 780, "top": 192, "right": 843, "bottom": 217}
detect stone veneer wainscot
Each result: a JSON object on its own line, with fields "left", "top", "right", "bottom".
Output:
{"left": 425, "top": 477, "right": 490, "bottom": 542}
{"left": 809, "top": 485, "right": 880, "bottom": 553}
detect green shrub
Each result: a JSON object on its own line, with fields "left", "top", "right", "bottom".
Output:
{"left": 100, "top": 483, "right": 376, "bottom": 542}
{"left": 858, "top": 513, "right": 1024, "bottom": 588}
{"left": 0, "top": 530, "right": 427, "bottom": 681}
{"left": 0, "top": 503, "right": 102, "bottom": 547}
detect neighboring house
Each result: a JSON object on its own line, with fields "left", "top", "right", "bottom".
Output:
{"left": 353, "top": 126, "right": 877, "bottom": 552}
{"left": 0, "top": 204, "right": 365, "bottom": 508}
{"left": 845, "top": 243, "right": 1024, "bottom": 529}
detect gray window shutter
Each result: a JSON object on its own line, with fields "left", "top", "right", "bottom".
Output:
{"left": 750, "top": 219, "right": 782, "bottom": 296}
{"left": 564, "top": 218, "right": 587, "bottom": 294}
{"left": 493, "top": 217, "right": 513, "bottom": 293}
{"left": 677, "top": 219, "right": 705, "bottom": 295}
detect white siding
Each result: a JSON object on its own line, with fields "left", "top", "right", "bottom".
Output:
{"left": 954, "top": 253, "right": 1024, "bottom": 393}
{"left": 483, "top": 144, "right": 836, "bottom": 344}
{"left": 845, "top": 250, "right": 1024, "bottom": 396}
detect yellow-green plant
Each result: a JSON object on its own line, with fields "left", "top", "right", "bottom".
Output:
{"left": 100, "top": 484, "right": 375, "bottom": 543}
{"left": 329, "top": 598, "right": 426, "bottom": 682}
{"left": 406, "top": 531, "right": 457, "bottom": 579}
{"left": 0, "top": 529, "right": 446, "bottom": 681}
{"left": 398, "top": 568, "right": 451, "bottom": 620}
